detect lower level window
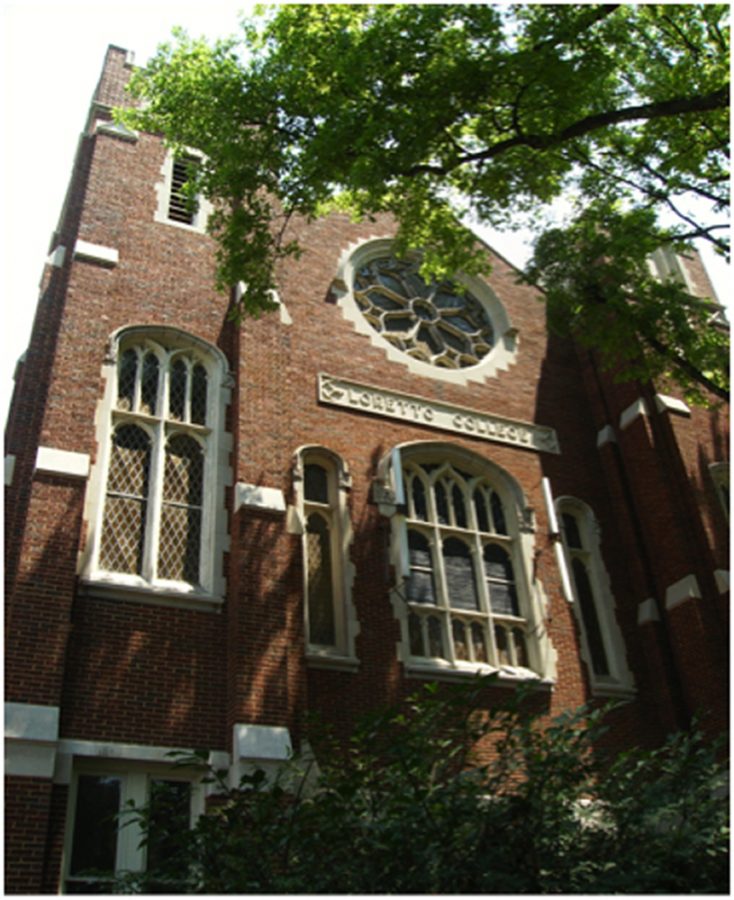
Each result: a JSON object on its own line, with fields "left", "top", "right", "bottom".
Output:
{"left": 65, "top": 768, "right": 196, "bottom": 893}
{"left": 397, "top": 451, "right": 539, "bottom": 675}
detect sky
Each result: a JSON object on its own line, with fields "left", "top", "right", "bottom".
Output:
{"left": 0, "top": 1, "right": 729, "bottom": 428}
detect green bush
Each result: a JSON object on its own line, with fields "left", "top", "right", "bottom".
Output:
{"left": 118, "top": 676, "right": 729, "bottom": 894}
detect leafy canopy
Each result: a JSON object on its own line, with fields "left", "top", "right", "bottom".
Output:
{"left": 117, "top": 676, "right": 729, "bottom": 894}
{"left": 120, "top": 3, "right": 729, "bottom": 400}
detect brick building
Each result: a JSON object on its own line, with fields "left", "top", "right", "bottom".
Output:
{"left": 4, "top": 46, "right": 729, "bottom": 893}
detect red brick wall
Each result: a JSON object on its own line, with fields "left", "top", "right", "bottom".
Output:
{"left": 4, "top": 44, "right": 729, "bottom": 893}
{"left": 4, "top": 777, "right": 55, "bottom": 894}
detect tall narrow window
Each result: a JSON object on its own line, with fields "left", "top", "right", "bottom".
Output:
{"left": 167, "top": 155, "right": 200, "bottom": 225}
{"left": 296, "top": 449, "right": 358, "bottom": 665}
{"left": 397, "top": 452, "right": 538, "bottom": 674}
{"left": 557, "top": 499, "right": 634, "bottom": 696}
{"left": 87, "top": 328, "right": 230, "bottom": 602}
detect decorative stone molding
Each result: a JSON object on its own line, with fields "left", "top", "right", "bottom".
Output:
{"left": 46, "top": 245, "right": 66, "bottom": 268}
{"left": 665, "top": 574, "right": 702, "bottom": 611}
{"left": 73, "top": 239, "right": 119, "bottom": 268}
{"left": 654, "top": 394, "right": 691, "bottom": 417}
{"left": 229, "top": 724, "right": 292, "bottom": 787}
{"left": 235, "top": 482, "right": 286, "bottom": 513}
{"left": 5, "top": 454, "right": 15, "bottom": 486}
{"left": 596, "top": 425, "right": 616, "bottom": 448}
{"left": 96, "top": 120, "right": 139, "bottom": 142}
{"left": 319, "top": 373, "right": 560, "bottom": 454}
{"left": 637, "top": 597, "right": 661, "bottom": 625}
{"left": 619, "top": 398, "right": 650, "bottom": 431}
{"left": 35, "top": 446, "right": 90, "bottom": 479}
{"left": 714, "top": 569, "right": 729, "bottom": 593}
{"left": 332, "top": 236, "right": 519, "bottom": 386}
{"left": 53, "top": 736, "right": 229, "bottom": 785}
{"left": 5, "top": 702, "right": 60, "bottom": 778}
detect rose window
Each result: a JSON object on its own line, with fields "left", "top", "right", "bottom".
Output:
{"left": 353, "top": 256, "right": 494, "bottom": 369}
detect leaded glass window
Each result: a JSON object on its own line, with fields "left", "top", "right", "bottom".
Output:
{"left": 400, "top": 456, "right": 533, "bottom": 672}
{"left": 98, "top": 335, "right": 214, "bottom": 589}
{"left": 353, "top": 256, "right": 495, "bottom": 369}
{"left": 300, "top": 453, "right": 353, "bottom": 656}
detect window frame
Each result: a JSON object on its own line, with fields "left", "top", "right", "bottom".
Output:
{"left": 331, "top": 237, "right": 519, "bottom": 386}
{"left": 62, "top": 759, "right": 204, "bottom": 893}
{"left": 556, "top": 497, "right": 635, "bottom": 698}
{"left": 80, "top": 326, "right": 232, "bottom": 609}
{"left": 381, "top": 442, "right": 556, "bottom": 683}
{"left": 154, "top": 149, "right": 212, "bottom": 233}
{"left": 293, "top": 446, "right": 360, "bottom": 669}
{"left": 709, "top": 462, "right": 729, "bottom": 522}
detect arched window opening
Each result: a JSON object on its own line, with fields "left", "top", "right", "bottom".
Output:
{"left": 397, "top": 453, "right": 536, "bottom": 674}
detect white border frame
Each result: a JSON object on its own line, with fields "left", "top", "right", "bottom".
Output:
{"left": 332, "top": 237, "right": 519, "bottom": 386}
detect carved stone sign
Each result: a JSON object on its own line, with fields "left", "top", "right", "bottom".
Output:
{"left": 318, "top": 373, "right": 560, "bottom": 454}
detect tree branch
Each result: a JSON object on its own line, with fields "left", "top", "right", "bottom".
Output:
{"left": 404, "top": 85, "right": 729, "bottom": 177}
{"left": 642, "top": 333, "right": 729, "bottom": 402}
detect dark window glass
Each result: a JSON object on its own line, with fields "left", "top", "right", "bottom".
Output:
{"left": 474, "top": 488, "right": 489, "bottom": 533}
{"left": 495, "top": 625, "right": 511, "bottom": 666}
{"left": 490, "top": 491, "right": 507, "bottom": 535}
{"left": 191, "top": 364, "right": 208, "bottom": 425}
{"left": 117, "top": 349, "right": 137, "bottom": 411}
{"left": 306, "top": 513, "right": 336, "bottom": 646}
{"left": 408, "top": 612, "right": 424, "bottom": 656}
{"left": 427, "top": 615, "right": 444, "bottom": 657}
{"left": 452, "top": 484, "right": 467, "bottom": 528}
{"left": 484, "top": 544, "right": 519, "bottom": 616}
{"left": 100, "top": 425, "right": 151, "bottom": 575}
{"left": 407, "top": 531, "right": 435, "bottom": 604}
{"left": 434, "top": 481, "right": 449, "bottom": 524}
{"left": 471, "top": 622, "right": 488, "bottom": 663}
{"left": 443, "top": 537, "right": 478, "bottom": 610}
{"left": 140, "top": 352, "right": 159, "bottom": 416}
{"left": 304, "top": 463, "right": 329, "bottom": 504}
{"left": 159, "top": 435, "right": 204, "bottom": 583}
{"left": 562, "top": 513, "right": 583, "bottom": 550}
{"left": 572, "top": 558, "right": 610, "bottom": 676}
{"left": 147, "top": 780, "right": 191, "bottom": 877}
{"left": 452, "top": 619, "right": 469, "bottom": 660}
{"left": 69, "top": 775, "right": 121, "bottom": 877}
{"left": 411, "top": 476, "right": 428, "bottom": 521}
{"left": 169, "top": 360, "right": 187, "bottom": 421}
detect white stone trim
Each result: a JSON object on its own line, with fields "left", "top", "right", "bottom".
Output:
{"left": 35, "top": 446, "right": 90, "bottom": 479}
{"left": 5, "top": 454, "right": 15, "bottom": 486}
{"left": 80, "top": 326, "right": 232, "bottom": 600}
{"left": 153, "top": 148, "right": 212, "bottom": 232}
{"left": 47, "top": 245, "right": 66, "bottom": 268}
{"left": 654, "top": 394, "right": 691, "bottom": 416}
{"left": 665, "top": 574, "right": 702, "bottom": 611}
{"left": 714, "top": 569, "right": 729, "bottom": 593}
{"left": 53, "top": 736, "right": 229, "bottom": 785}
{"left": 294, "top": 445, "right": 360, "bottom": 662}
{"left": 596, "top": 424, "right": 616, "bottom": 448}
{"left": 556, "top": 497, "right": 635, "bottom": 696}
{"left": 619, "top": 398, "right": 649, "bottom": 431}
{"left": 5, "top": 702, "right": 60, "bottom": 741}
{"left": 233, "top": 724, "right": 292, "bottom": 761}
{"left": 333, "top": 236, "right": 518, "bottom": 386}
{"left": 319, "top": 372, "right": 560, "bottom": 454}
{"left": 235, "top": 482, "right": 286, "bottom": 513}
{"left": 96, "top": 120, "right": 139, "bottom": 143}
{"left": 73, "top": 239, "right": 119, "bottom": 267}
{"left": 637, "top": 597, "right": 661, "bottom": 625}
{"left": 385, "top": 442, "right": 557, "bottom": 683}
{"left": 5, "top": 702, "right": 60, "bottom": 778}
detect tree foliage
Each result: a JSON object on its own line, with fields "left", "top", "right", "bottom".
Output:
{"left": 116, "top": 677, "right": 729, "bottom": 894}
{"left": 120, "top": 4, "right": 729, "bottom": 398}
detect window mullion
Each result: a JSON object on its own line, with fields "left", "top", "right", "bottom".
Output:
{"left": 145, "top": 421, "right": 166, "bottom": 583}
